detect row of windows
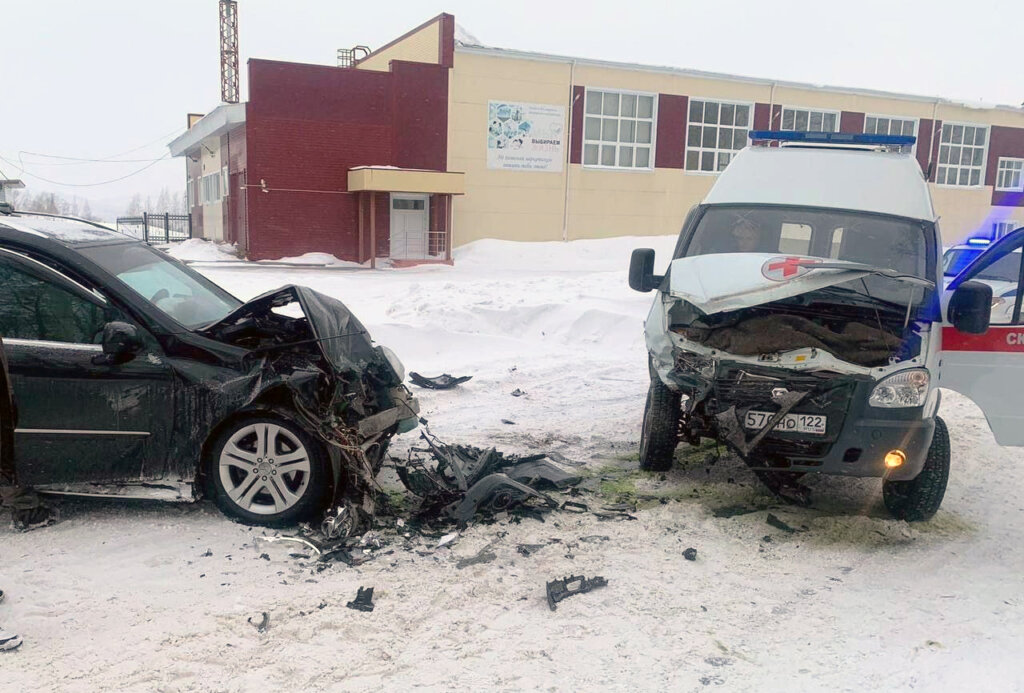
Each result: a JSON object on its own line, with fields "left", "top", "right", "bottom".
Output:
{"left": 186, "top": 167, "right": 230, "bottom": 208}
{"left": 581, "top": 88, "right": 1018, "bottom": 189}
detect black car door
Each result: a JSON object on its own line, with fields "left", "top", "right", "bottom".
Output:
{"left": 0, "top": 249, "right": 173, "bottom": 486}
{"left": 0, "top": 335, "right": 14, "bottom": 485}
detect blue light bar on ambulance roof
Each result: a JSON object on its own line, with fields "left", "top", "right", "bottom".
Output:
{"left": 966, "top": 238, "right": 992, "bottom": 245}
{"left": 748, "top": 130, "right": 917, "bottom": 146}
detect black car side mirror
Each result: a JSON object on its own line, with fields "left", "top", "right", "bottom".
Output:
{"left": 100, "top": 321, "right": 143, "bottom": 365}
{"left": 629, "top": 248, "right": 663, "bottom": 293}
{"left": 949, "top": 280, "right": 992, "bottom": 335}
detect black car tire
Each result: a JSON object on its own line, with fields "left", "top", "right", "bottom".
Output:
{"left": 882, "top": 416, "right": 950, "bottom": 522}
{"left": 639, "top": 369, "right": 682, "bottom": 472}
{"left": 207, "top": 416, "right": 331, "bottom": 527}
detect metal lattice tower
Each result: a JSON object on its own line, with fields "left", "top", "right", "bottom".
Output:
{"left": 219, "top": 0, "right": 239, "bottom": 103}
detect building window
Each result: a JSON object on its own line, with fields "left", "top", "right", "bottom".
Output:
{"left": 864, "top": 115, "right": 917, "bottom": 153}
{"left": 993, "top": 220, "right": 1022, "bottom": 238}
{"left": 221, "top": 166, "right": 230, "bottom": 197}
{"left": 200, "top": 172, "right": 221, "bottom": 205}
{"left": 685, "top": 99, "right": 751, "bottom": 172}
{"left": 996, "top": 157, "right": 1024, "bottom": 192}
{"left": 937, "top": 122, "right": 988, "bottom": 186}
{"left": 186, "top": 177, "right": 194, "bottom": 209}
{"left": 583, "top": 89, "right": 656, "bottom": 169}
{"left": 781, "top": 107, "right": 839, "bottom": 133}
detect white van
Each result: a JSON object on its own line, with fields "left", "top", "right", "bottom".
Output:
{"left": 629, "top": 131, "right": 1014, "bottom": 520}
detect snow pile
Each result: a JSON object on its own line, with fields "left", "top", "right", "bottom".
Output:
{"left": 454, "top": 236, "right": 679, "bottom": 273}
{"left": 167, "top": 238, "right": 239, "bottom": 262}
{"left": 262, "top": 252, "right": 363, "bottom": 268}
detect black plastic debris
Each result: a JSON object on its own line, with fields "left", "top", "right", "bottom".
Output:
{"left": 765, "top": 513, "right": 798, "bottom": 534}
{"left": 396, "top": 427, "right": 579, "bottom": 524}
{"left": 683, "top": 548, "right": 698, "bottom": 561}
{"left": 546, "top": 575, "right": 609, "bottom": 611}
{"left": 560, "top": 500, "right": 589, "bottom": 513}
{"left": 248, "top": 612, "right": 270, "bottom": 633}
{"left": 511, "top": 388, "right": 526, "bottom": 397}
{"left": 346, "top": 587, "right": 375, "bottom": 612}
{"left": 501, "top": 419, "right": 517, "bottom": 425}
{"left": 516, "top": 543, "right": 548, "bottom": 556}
{"left": 456, "top": 547, "right": 497, "bottom": 569}
{"left": 409, "top": 372, "right": 473, "bottom": 390}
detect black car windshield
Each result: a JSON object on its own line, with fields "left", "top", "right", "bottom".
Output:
{"left": 79, "top": 243, "right": 241, "bottom": 328}
{"left": 681, "top": 205, "right": 930, "bottom": 307}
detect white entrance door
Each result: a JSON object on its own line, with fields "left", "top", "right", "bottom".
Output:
{"left": 389, "top": 194, "right": 430, "bottom": 260}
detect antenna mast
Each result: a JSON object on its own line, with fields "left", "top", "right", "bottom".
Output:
{"left": 219, "top": 0, "right": 239, "bottom": 103}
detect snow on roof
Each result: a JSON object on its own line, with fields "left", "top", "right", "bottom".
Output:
{"left": 168, "top": 103, "right": 246, "bottom": 157}
{"left": 1, "top": 213, "right": 127, "bottom": 244}
{"left": 704, "top": 146, "right": 936, "bottom": 221}
{"left": 455, "top": 44, "right": 1024, "bottom": 114}
{"left": 454, "top": 23, "right": 482, "bottom": 47}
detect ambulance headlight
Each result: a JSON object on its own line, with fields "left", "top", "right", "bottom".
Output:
{"left": 869, "top": 369, "right": 930, "bottom": 408}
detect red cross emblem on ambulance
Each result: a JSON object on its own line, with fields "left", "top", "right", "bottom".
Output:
{"left": 761, "top": 256, "right": 823, "bottom": 282}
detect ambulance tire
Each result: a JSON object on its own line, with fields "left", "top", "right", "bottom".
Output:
{"left": 639, "top": 370, "right": 681, "bottom": 472}
{"left": 882, "top": 416, "right": 950, "bottom": 522}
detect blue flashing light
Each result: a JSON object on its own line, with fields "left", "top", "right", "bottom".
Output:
{"left": 966, "top": 238, "right": 992, "bottom": 245}
{"left": 748, "top": 130, "right": 917, "bottom": 146}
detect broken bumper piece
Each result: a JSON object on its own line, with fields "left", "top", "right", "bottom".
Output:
{"left": 546, "top": 574, "right": 609, "bottom": 611}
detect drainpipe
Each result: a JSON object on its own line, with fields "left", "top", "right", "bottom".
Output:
{"left": 561, "top": 59, "right": 577, "bottom": 242}
{"left": 768, "top": 82, "right": 777, "bottom": 129}
{"left": 927, "top": 100, "right": 940, "bottom": 181}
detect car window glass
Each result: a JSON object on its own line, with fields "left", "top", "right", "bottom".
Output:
{"left": 779, "top": 223, "right": 812, "bottom": 255}
{"left": 0, "top": 259, "right": 107, "bottom": 344}
{"left": 960, "top": 249, "right": 1024, "bottom": 326}
{"left": 829, "top": 228, "right": 844, "bottom": 258}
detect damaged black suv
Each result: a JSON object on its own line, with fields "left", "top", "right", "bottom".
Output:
{"left": 0, "top": 211, "right": 418, "bottom": 525}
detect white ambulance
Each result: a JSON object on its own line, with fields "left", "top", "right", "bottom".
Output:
{"left": 630, "top": 130, "right": 1014, "bottom": 520}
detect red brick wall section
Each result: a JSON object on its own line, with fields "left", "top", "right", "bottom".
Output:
{"left": 391, "top": 61, "right": 449, "bottom": 171}
{"left": 655, "top": 94, "right": 687, "bottom": 169}
{"left": 569, "top": 86, "right": 584, "bottom": 165}
{"left": 989, "top": 125, "right": 1024, "bottom": 207}
{"left": 916, "top": 119, "right": 933, "bottom": 177}
{"left": 753, "top": 103, "right": 771, "bottom": 130}
{"left": 438, "top": 13, "right": 455, "bottom": 68}
{"left": 242, "top": 57, "right": 449, "bottom": 261}
{"left": 839, "top": 111, "right": 864, "bottom": 133}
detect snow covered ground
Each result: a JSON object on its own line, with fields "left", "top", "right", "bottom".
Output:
{"left": 4, "top": 237, "right": 1024, "bottom": 691}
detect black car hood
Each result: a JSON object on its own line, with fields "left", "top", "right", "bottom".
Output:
{"left": 203, "top": 285, "right": 383, "bottom": 375}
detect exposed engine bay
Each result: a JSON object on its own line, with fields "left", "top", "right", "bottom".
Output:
{"left": 665, "top": 288, "right": 921, "bottom": 468}
{"left": 668, "top": 286, "right": 920, "bottom": 368}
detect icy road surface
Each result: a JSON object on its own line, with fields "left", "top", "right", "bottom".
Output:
{"left": 4, "top": 237, "right": 1024, "bottom": 691}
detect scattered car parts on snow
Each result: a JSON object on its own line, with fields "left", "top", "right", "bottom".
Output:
{"left": 546, "top": 574, "right": 609, "bottom": 611}
{"left": 396, "top": 428, "right": 579, "bottom": 524}
{"left": 346, "top": 587, "right": 375, "bottom": 612}
{"left": 408, "top": 372, "right": 473, "bottom": 390}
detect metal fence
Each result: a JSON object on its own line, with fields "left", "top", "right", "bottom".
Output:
{"left": 116, "top": 213, "right": 192, "bottom": 244}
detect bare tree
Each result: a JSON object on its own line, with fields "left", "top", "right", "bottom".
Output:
{"left": 126, "top": 193, "right": 143, "bottom": 216}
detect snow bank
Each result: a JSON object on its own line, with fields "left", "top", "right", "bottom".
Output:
{"left": 261, "top": 252, "right": 363, "bottom": 268}
{"left": 166, "top": 238, "right": 239, "bottom": 262}
{"left": 453, "top": 235, "right": 679, "bottom": 273}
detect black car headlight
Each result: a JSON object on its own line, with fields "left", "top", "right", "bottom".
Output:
{"left": 869, "top": 369, "right": 929, "bottom": 408}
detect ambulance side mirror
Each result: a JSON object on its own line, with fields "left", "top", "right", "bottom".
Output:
{"left": 629, "top": 248, "right": 663, "bottom": 293}
{"left": 949, "top": 281, "right": 992, "bottom": 335}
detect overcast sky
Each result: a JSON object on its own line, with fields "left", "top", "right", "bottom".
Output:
{"left": 3, "top": 0, "right": 1021, "bottom": 217}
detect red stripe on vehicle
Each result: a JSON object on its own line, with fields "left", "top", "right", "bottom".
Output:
{"left": 942, "top": 326, "right": 1024, "bottom": 352}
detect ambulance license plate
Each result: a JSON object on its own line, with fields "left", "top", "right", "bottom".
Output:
{"left": 743, "top": 411, "right": 827, "bottom": 435}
